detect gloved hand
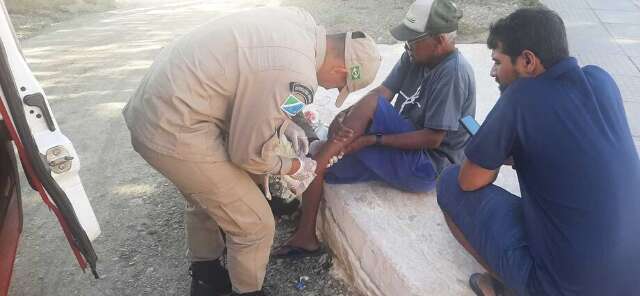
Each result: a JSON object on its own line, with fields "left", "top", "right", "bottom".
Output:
{"left": 286, "top": 156, "right": 317, "bottom": 196}
{"left": 308, "top": 140, "right": 325, "bottom": 156}
{"left": 283, "top": 175, "right": 314, "bottom": 197}
{"left": 290, "top": 156, "right": 317, "bottom": 181}
{"left": 284, "top": 122, "right": 309, "bottom": 156}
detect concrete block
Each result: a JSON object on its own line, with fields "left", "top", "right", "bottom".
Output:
{"left": 319, "top": 183, "right": 481, "bottom": 296}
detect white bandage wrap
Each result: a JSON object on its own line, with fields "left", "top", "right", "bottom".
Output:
{"left": 291, "top": 156, "right": 317, "bottom": 181}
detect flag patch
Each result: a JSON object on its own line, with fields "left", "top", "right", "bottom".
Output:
{"left": 280, "top": 95, "right": 305, "bottom": 117}
{"left": 350, "top": 65, "right": 361, "bottom": 80}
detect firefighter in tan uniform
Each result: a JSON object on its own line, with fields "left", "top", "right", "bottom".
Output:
{"left": 123, "top": 7, "right": 381, "bottom": 296}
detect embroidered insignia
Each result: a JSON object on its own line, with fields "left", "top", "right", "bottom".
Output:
{"left": 280, "top": 94, "right": 305, "bottom": 117}
{"left": 289, "top": 82, "right": 314, "bottom": 104}
{"left": 350, "top": 65, "right": 361, "bottom": 80}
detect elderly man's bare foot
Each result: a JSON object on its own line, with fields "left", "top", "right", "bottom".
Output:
{"left": 469, "top": 273, "right": 498, "bottom": 296}
{"left": 271, "top": 235, "right": 321, "bottom": 259}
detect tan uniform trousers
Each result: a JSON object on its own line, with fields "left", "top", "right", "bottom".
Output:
{"left": 132, "top": 138, "right": 275, "bottom": 293}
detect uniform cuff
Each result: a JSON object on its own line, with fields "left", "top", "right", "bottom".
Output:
{"left": 279, "top": 157, "right": 294, "bottom": 175}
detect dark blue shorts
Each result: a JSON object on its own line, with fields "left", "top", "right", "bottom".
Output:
{"left": 325, "top": 96, "right": 436, "bottom": 193}
{"left": 436, "top": 165, "right": 540, "bottom": 296}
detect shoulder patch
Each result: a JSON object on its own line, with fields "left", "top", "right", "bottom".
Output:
{"left": 289, "top": 82, "right": 314, "bottom": 104}
{"left": 350, "top": 65, "right": 361, "bottom": 80}
{"left": 280, "top": 94, "right": 305, "bottom": 117}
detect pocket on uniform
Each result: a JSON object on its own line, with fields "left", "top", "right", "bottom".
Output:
{"left": 216, "top": 197, "right": 268, "bottom": 237}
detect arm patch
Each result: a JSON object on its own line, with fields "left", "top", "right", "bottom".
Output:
{"left": 289, "top": 82, "right": 314, "bottom": 104}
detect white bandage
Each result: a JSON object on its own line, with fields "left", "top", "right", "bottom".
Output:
{"left": 283, "top": 174, "right": 315, "bottom": 196}
{"left": 291, "top": 156, "right": 317, "bottom": 181}
{"left": 326, "top": 152, "right": 344, "bottom": 168}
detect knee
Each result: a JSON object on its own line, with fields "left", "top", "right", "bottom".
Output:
{"left": 229, "top": 201, "right": 276, "bottom": 245}
{"left": 436, "top": 164, "right": 462, "bottom": 211}
{"left": 256, "top": 210, "right": 276, "bottom": 243}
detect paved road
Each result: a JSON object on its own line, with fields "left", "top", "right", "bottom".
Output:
{"left": 542, "top": 0, "right": 640, "bottom": 153}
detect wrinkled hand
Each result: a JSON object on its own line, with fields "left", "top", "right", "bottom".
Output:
{"left": 284, "top": 122, "right": 309, "bottom": 156}
{"left": 326, "top": 152, "right": 344, "bottom": 168}
{"left": 329, "top": 120, "right": 355, "bottom": 143}
{"left": 343, "top": 135, "right": 375, "bottom": 155}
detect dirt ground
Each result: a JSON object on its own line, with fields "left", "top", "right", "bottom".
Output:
{"left": 7, "top": 0, "right": 115, "bottom": 39}
{"left": 7, "top": 1, "right": 537, "bottom": 295}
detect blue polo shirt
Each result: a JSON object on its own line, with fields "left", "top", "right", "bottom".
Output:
{"left": 466, "top": 57, "right": 640, "bottom": 295}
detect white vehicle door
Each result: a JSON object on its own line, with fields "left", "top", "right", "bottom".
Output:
{"left": 0, "top": 0, "right": 100, "bottom": 277}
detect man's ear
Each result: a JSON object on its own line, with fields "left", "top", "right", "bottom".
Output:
{"left": 432, "top": 34, "right": 446, "bottom": 47}
{"left": 517, "top": 50, "right": 544, "bottom": 77}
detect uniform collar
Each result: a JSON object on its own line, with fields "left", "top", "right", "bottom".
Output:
{"left": 541, "top": 57, "right": 578, "bottom": 79}
{"left": 315, "top": 26, "right": 327, "bottom": 71}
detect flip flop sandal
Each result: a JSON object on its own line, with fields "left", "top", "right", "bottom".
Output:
{"left": 469, "top": 273, "right": 507, "bottom": 296}
{"left": 271, "top": 245, "right": 325, "bottom": 260}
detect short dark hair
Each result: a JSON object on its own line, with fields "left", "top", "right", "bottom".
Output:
{"left": 487, "top": 7, "right": 569, "bottom": 69}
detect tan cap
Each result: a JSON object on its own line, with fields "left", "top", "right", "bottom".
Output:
{"left": 336, "top": 31, "right": 382, "bottom": 107}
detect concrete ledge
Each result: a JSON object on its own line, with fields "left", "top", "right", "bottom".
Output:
{"left": 319, "top": 182, "right": 481, "bottom": 296}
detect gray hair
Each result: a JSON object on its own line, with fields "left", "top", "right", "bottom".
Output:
{"left": 441, "top": 31, "right": 457, "bottom": 44}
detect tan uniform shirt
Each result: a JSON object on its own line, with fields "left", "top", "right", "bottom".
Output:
{"left": 123, "top": 7, "right": 326, "bottom": 175}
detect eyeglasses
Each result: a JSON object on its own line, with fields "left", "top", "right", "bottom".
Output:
{"left": 405, "top": 34, "right": 432, "bottom": 48}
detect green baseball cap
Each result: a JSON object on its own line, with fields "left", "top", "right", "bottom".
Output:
{"left": 391, "top": 0, "right": 462, "bottom": 41}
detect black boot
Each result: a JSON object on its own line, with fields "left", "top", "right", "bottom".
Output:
{"left": 190, "top": 259, "right": 232, "bottom": 296}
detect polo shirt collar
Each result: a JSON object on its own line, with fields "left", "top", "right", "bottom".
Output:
{"left": 541, "top": 57, "right": 578, "bottom": 79}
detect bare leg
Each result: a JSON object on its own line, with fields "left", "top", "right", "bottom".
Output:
{"left": 275, "top": 95, "right": 379, "bottom": 251}
{"left": 443, "top": 212, "right": 499, "bottom": 295}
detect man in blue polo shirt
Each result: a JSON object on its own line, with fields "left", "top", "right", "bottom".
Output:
{"left": 436, "top": 7, "right": 640, "bottom": 296}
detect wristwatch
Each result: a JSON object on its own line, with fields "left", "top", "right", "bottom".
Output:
{"left": 375, "top": 133, "right": 383, "bottom": 145}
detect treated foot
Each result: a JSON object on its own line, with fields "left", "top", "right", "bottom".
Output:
{"left": 271, "top": 233, "right": 320, "bottom": 257}
{"left": 469, "top": 273, "right": 497, "bottom": 296}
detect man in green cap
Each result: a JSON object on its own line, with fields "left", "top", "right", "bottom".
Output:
{"left": 274, "top": 0, "right": 476, "bottom": 259}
